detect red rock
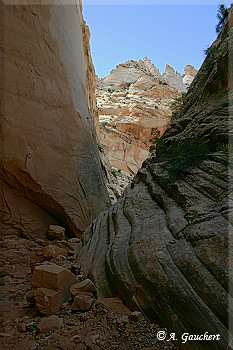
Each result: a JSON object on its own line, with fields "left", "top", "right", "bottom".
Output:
{"left": 30, "top": 245, "right": 68, "bottom": 269}
{"left": 116, "top": 315, "right": 129, "bottom": 325}
{"left": 47, "top": 225, "right": 65, "bottom": 241}
{"left": 80, "top": 313, "right": 88, "bottom": 322}
{"left": 26, "top": 290, "right": 35, "bottom": 304}
{"left": 70, "top": 279, "right": 96, "bottom": 297}
{"left": 31, "top": 263, "right": 75, "bottom": 291}
{"left": 34, "top": 288, "right": 63, "bottom": 315}
{"left": 37, "top": 315, "right": 63, "bottom": 333}
{"left": 0, "top": 2, "right": 110, "bottom": 240}
{"left": 30, "top": 254, "right": 45, "bottom": 270}
{"left": 36, "top": 245, "right": 67, "bottom": 261}
{"left": 130, "top": 311, "right": 142, "bottom": 322}
{"left": 32, "top": 263, "right": 76, "bottom": 315}
{"left": 17, "top": 323, "right": 27, "bottom": 332}
{"left": 71, "top": 293, "right": 95, "bottom": 311}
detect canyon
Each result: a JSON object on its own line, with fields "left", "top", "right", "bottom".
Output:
{"left": 0, "top": 1, "right": 232, "bottom": 350}
{"left": 78, "top": 5, "right": 233, "bottom": 350}
{"left": 96, "top": 58, "right": 197, "bottom": 174}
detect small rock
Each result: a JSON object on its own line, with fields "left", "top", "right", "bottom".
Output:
{"left": 26, "top": 290, "right": 35, "bottom": 304}
{"left": 47, "top": 225, "right": 65, "bottom": 241}
{"left": 18, "top": 323, "right": 27, "bottom": 332}
{"left": 36, "top": 245, "right": 67, "bottom": 260}
{"left": 37, "top": 315, "right": 63, "bottom": 333}
{"left": 35, "top": 238, "right": 48, "bottom": 246}
{"left": 68, "top": 238, "right": 80, "bottom": 244}
{"left": 70, "top": 279, "right": 96, "bottom": 297}
{"left": 76, "top": 274, "right": 87, "bottom": 282}
{"left": 50, "top": 255, "right": 71, "bottom": 269}
{"left": 130, "top": 311, "right": 142, "bottom": 322}
{"left": 71, "top": 292, "right": 95, "bottom": 311}
{"left": 116, "top": 315, "right": 129, "bottom": 325}
{"left": 20, "top": 316, "right": 30, "bottom": 323}
{"left": 69, "top": 335, "right": 82, "bottom": 343}
{"left": 80, "top": 313, "right": 88, "bottom": 322}
{"left": 92, "top": 334, "right": 100, "bottom": 342}
{"left": 30, "top": 245, "right": 67, "bottom": 269}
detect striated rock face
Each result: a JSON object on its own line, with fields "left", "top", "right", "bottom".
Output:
{"left": 96, "top": 57, "right": 197, "bottom": 174}
{"left": 78, "top": 8, "right": 233, "bottom": 350}
{"left": 0, "top": 1, "right": 110, "bottom": 239}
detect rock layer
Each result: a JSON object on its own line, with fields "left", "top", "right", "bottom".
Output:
{"left": 0, "top": 1, "right": 110, "bottom": 239}
{"left": 96, "top": 57, "right": 197, "bottom": 174}
{"left": 78, "top": 8, "right": 233, "bottom": 350}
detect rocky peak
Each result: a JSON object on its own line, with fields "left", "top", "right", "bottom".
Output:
{"left": 162, "top": 64, "right": 186, "bottom": 92}
{"left": 182, "top": 64, "right": 199, "bottom": 89}
{"left": 96, "top": 57, "right": 197, "bottom": 174}
{"left": 138, "top": 56, "right": 162, "bottom": 79}
{"left": 184, "top": 64, "right": 198, "bottom": 77}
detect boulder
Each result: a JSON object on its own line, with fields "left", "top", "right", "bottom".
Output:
{"left": 32, "top": 263, "right": 75, "bottom": 291}
{"left": 34, "top": 288, "right": 63, "bottom": 316}
{"left": 17, "top": 323, "right": 27, "bottom": 333}
{"left": 32, "top": 263, "right": 76, "bottom": 315}
{"left": 116, "top": 315, "right": 129, "bottom": 325}
{"left": 25, "top": 290, "right": 35, "bottom": 304}
{"left": 37, "top": 245, "right": 67, "bottom": 261}
{"left": 30, "top": 245, "right": 68, "bottom": 269}
{"left": 47, "top": 225, "right": 65, "bottom": 241}
{"left": 70, "top": 279, "right": 96, "bottom": 297}
{"left": 37, "top": 315, "right": 63, "bottom": 333}
{"left": 130, "top": 311, "right": 142, "bottom": 322}
{"left": 71, "top": 293, "right": 95, "bottom": 311}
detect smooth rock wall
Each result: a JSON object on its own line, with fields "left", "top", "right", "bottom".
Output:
{"left": 0, "top": 0, "right": 110, "bottom": 239}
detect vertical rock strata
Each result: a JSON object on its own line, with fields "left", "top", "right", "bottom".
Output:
{"left": 0, "top": 0, "right": 110, "bottom": 239}
{"left": 78, "top": 7, "right": 233, "bottom": 350}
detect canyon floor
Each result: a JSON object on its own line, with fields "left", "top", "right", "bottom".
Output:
{"left": 0, "top": 236, "right": 179, "bottom": 350}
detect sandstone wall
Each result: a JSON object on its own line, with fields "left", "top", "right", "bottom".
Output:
{"left": 78, "top": 7, "right": 233, "bottom": 349}
{"left": 0, "top": 0, "right": 110, "bottom": 239}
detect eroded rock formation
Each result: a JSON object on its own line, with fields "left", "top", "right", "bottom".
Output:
{"left": 96, "top": 57, "right": 197, "bottom": 174}
{"left": 78, "top": 7, "right": 233, "bottom": 350}
{"left": 0, "top": 0, "right": 110, "bottom": 239}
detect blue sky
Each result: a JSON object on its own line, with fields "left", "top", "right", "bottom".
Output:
{"left": 82, "top": 1, "right": 232, "bottom": 78}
